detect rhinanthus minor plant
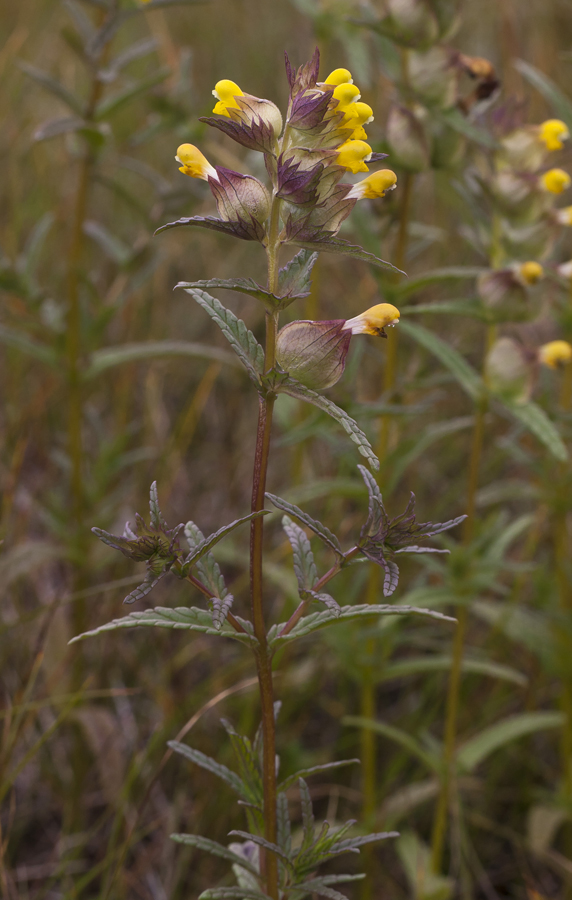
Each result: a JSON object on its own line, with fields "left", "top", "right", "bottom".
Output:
{"left": 73, "top": 51, "right": 465, "bottom": 900}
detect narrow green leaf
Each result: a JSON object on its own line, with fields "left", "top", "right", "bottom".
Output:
{"left": 399, "top": 320, "right": 483, "bottom": 400}
{"left": 199, "top": 889, "right": 267, "bottom": 900}
{"left": 400, "top": 300, "right": 486, "bottom": 320}
{"left": 170, "top": 834, "right": 259, "bottom": 875}
{"left": 220, "top": 719, "right": 263, "bottom": 805}
{"left": 94, "top": 68, "right": 170, "bottom": 120}
{"left": 184, "top": 288, "right": 265, "bottom": 385}
{"left": 85, "top": 340, "right": 238, "bottom": 380}
{"left": 290, "top": 238, "right": 404, "bottom": 274}
{"left": 500, "top": 399, "right": 568, "bottom": 461}
{"left": 183, "top": 511, "right": 269, "bottom": 572}
{"left": 177, "top": 277, "right": 276, "bottom": 308}
{"left": 83, "top": 220, "right": 132, "bottom": 265}
{"left": 69, "top": 606, "right": 255, "bottom": 645}
{"left": 380, "top": 655, "right": 527, "bottom": 687}
{"left": 269, "top": 604, "right": 455, "bottom": 647}
{"left": 19, "top": 61, "right": 85, "bottom": 115}
{"left": 392, "top": 267, "right": 485, "bottom": 299}
{"left": 278, "top": 759, "right": 359, "bottom": 793}
{"left": 457, "top": 711, "right": 564, "bottom": 773}
{"left": 299, "top": 779, "right": 315, "bottom": 854}
{"left": 227, "top": 831, "right": 293, "bottom": 867}
{"left": 277, "top": 792, "right": 292, "bottom": 855}
{"left": 343, "top": 716, "right": 439, "bottom": 773}
{"left": 288, "top": 882, "right": 349, "bottom": 900}
{"left": 281, "top": 380, "right": 379, "bottom": 471}
{"left": 265, "top": 493, "right": 343, "bottom": 558}
{"left": 169, "top": 742, "right": 249, "bottom": 798}
{"left": 515, "top": 60, "right": 572, "bottom": 128}
{"left": 437, "top": 107, "right": 498, "bottom": 148}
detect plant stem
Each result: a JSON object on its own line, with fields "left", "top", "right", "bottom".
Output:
{"left": 249, "top": 197, "right": 282, "bottom": 899}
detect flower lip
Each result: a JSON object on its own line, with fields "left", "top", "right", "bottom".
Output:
{"left": 176, "top": 143, "right": 219, "bottom": 181}
{"left": 343, "top": 302, "right": 401, "bottom": 337}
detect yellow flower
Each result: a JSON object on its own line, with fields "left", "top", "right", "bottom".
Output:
{"left": 540, "top": 168, "right": 571, "bottom": 194}
{"left": 343, "top": 303, "right": 400, "bottom": 335}
{"left": 212, "top": 79, "right": 243, "bottom": 117}
{"left": 336, "top": 139, "right": 372, "bottom": 173}
{"left": 518, "top": 261, "right": 544, "bottom": 285}
{"left": 332, "top": 83, "right": 361, "bottom": 111}
{"left": 538, "top": 119, "right": 570, "bottom": 151}
{"left": 323, "top": 68, "right": 353, "bottom": 86}
{"left": 344, "top": 101, "right": 374, "bottom": 140}
{"left": 176, "top": 144, "right": 218, "bottom": 181}
{"left": 556, "top": 206, "right": 572, "bottom": 225}
{"left": 347, "top": 170, "right": 397, "bottom": 200}
{"left": 538, "top": 340, "right": 572, "bottom": 368}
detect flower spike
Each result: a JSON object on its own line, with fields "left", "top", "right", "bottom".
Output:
{"left": 539, "top": 119, "right": 570, "bottom": 151}
{"left": 347, "top": 170, "right": 397, "bottom": 200}
{"left": 343, "top": 303, "right": 400, "bottom": 336}
{"left": 176, "top": 144, "right": 218, "bottom": 181}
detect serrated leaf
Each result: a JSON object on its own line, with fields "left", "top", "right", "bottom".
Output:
{"left": 278, "top": 759, "right": 359, "bottom": 793}
{"left": 170, "top": 833, "right": 259, "bottom": 876}
{"left": 266, "top": 493, "right": 343, "bottom": 558}
{"left": 277, "top": 248, "right": 318, "bottom": 298}
{"left": 69, "top": 606, "right": 255, "bottom": 645}
{"left": 155, "top": 215, "right": 264, "bottom": 243}
{"left": 169, "top": 742, "right": 249, "bottom": 798}
{"left": 343, "top": 716, "right": 439, "bottom": 773}
{"left": 123, "top": 569, "right": 168, "bottom": 605}
{"left": 277, "top": 792, "right": 292, "bottom": 855}
{"left": 220, "top": 720, "right": 263, "bottom": 805}
{"left": 184, "top": 520, "right": 228, "bottom": 602}
{"left": 19, "top": 61, "right": 85, "bottom": 116}
{"left": 299, "top": 779, "right": 315, "bottom": 854}
{"left": 282, "top": 516, "right": 318, "bottom": 592}
{"left": 399, "top": 320, "right": 484, "bottom": 400}
{"left": 176, "top": 277, "right": 277, "bottom": 308}
{"left": 457, "top": 711, "right": 564, "bottom": 773}
{"left": 183, "top": 511, "right": 269, "bottom": 573}
{"left": 383, "top": 559, "right": 399, "bottom": 597}
{"left": 281, "top": 380, "right": 379, "bottom": 470}
{"left": 148, "top": 481, "right": 167, "bottom": 530}
{"left": 269, "top": 604, "right": 455, "bottom": 648}
{"left": 85, "top": 340, "right": 238, "bottom": 380}
{"left": 308, "top": 590, "right": 341, "bottom": 616}
{"left": 289, "top": 238, "right": 404, "bottom": 274}
{"left": 395, "top": 546, "right": 449, "bottom": 554}
{"left": 500, "top": 399, "right": 568, "bottom": 462}
{"left": 357, "top": 464, "right": 387, "bottom": 536}
{"left": 515, "top": 60, "right": 572, "bottom": 129}
{"left": 183, "top": 288, "right": 265, "bottom": 385}
{"left": 325, "top": 830, "right": 398, "bottom": 857}
{"left": 210, "top": 595, "right": 234, "bottom": 629}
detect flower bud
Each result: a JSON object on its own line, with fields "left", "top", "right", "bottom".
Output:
{"left": 485, "top": 337, "right": 532, "bottom": 403}
{"left": 176, "top": 144, "right": 218, "bottom": 181}
{"left": 276, "top": 320, "right": 352, "bottom": 389}
{"left": 386, "top": 104, "right": 430, "bottom": 171}
{"left": 538, "top": 340, "right": 572, "bottom": 369}
{"left": 540, "top": 168, "right": 571, "bottom": 194}
{"left": 538, "top": 119, "right": 569, "bottom": 152}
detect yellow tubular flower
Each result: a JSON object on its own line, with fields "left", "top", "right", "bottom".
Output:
{"left": 176, "top": 144, "right": 218, "bottom": 181}
{"left": 556, "top": 206, "right": 572, "bottom": 225}
{"left": 538, "top": 340, "right": 572, "bottom": 369}
{"left": 539, "top": 119, "right": 570, "bottom": 151}
{"left": 343, "top": 303, "right": 400, "bottom": 335}
{"left": 332, "top": 83, "right": 361, "bottom": 111}
{"left": 519, "top": 261, "right": 544, "bottom": 284}
{"left": 336, "top": 139, "right": 372, "bottom": 174}
{"left": 324, "top": 68, "right": 353, "bottom": 86}
{"left": 344, "top": 101, "right": 374, "bottom": 139}
{"left": 212, "top": 79, "right": 243, "bottom": 117}
{"left": 540, "top": 168, "right": 571, "bottom": 194}
{"left": 347, "top": 169, "right": 397, "bottom": 200}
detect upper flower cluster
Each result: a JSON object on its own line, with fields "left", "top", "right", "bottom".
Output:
{"left": 174, "top": 50, "right": 397, "bottom": 246}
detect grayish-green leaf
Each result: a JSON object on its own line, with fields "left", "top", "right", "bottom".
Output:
{"left": 33, "top": 116, "right": 85, "bottom": 142}
{"left": 183, "top": 511, "right": 269, "bottom": 572}
{"left": 170, "top": 834, "right": 259, "bottom": 876}
{"left": 94, "top": 68, "right": 170, "bottom": 120}
{"left": 184, "top": 520, "right": 228, "bottom": 602}
{"left": 380, "top": 655, "right": 527, "bottom": 687}
{"left": 184, "top": 288, "right": 265, "bottom": 385}
{"left": 69, "top": 606, "right": 255, "bottom": 645}
{"left": 282, "top": 516, "right": 318, "bottom": 592}
{"left": 278, "top": 759, "right": 359, "bottom": 793}
{"left": 281, "top": 381, "right": 379, "bottom": 470}
{"left": 0, "top": 325, "right": 58, "bottom": 366}
{"left": 227, "top": 831, "right": 293, "bottom": 867}
{"left": 343, "top": 716, "right": 439, "bottom": 773}
{"left": 290, "top": 238, "right": 404, "bottom": 274}
{"left": 169, "top": 742, "right": 249, "bottom": 798}
{"left": 265, "top": 493, "right": 343, "bottom": 558}
{"left": 392, "top": 267, "right": 485, "bottom": 299}
{"left": 199, "top": 888, "right": 268, "bottom": 900}
{"left": 19, "top": 61, "right": 85, "bottom": 115}
{"left": 277, "top": 248, "right": 318, "bottom": 298}
{"left": 515, "top": 60, "right": 572, "bottom": 129}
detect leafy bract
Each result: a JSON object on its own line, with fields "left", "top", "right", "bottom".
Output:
{"left": 280, "top": 380, "right": 379, "bottom": 470}
{"left": 289, "top": 237, "right": 404, "bottom": 274}
{"left": 155, "top": 214, "right": 266, "bottom": 243}
{"left": 277, "top": 248, "right": 318, "bottom": 299}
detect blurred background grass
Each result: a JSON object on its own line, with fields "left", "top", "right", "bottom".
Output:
{"left": 2, "top": 0, "right": 572, "bottom": 898}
